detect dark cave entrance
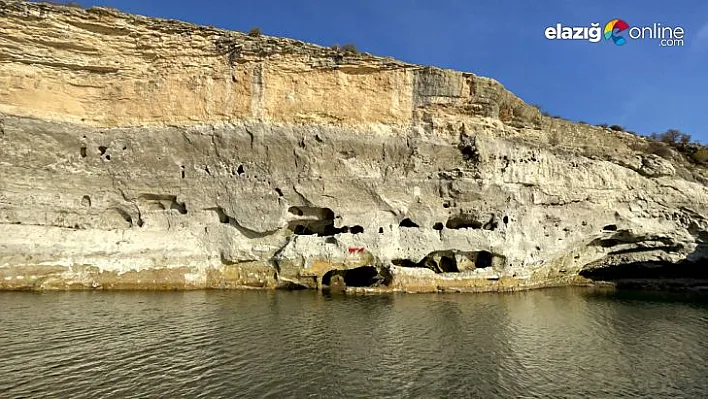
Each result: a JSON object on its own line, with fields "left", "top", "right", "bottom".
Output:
{"left": 399, "top": 218, "right": 419, "bottom": 228}
{"left": 321, "top": 266, "right": 388, "bottom": 288}
{"left": 476, "top": 251, "right": 493, "bottom": 268}
{"left": 392, "top": 250, "right": 502, "bottom": 274}
{"left": 439, "top": 255, "right": 459, "bottom": 273}
{"left": 580, "top": 261, "right": 708, "bottom": 281}
{"left": 579, "top": 261, "right": 708, "bottom": 291}
{"left": 287, "top": 206, "right": 358, "bottom": 236}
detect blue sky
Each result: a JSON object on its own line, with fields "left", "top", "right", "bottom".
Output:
{"left": 66, "top": 0, "right": 708, "bottom": 142}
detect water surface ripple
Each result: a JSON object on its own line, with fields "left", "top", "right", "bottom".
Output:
{"left": 1, "top": 288, "right": 707, "bottom": 398}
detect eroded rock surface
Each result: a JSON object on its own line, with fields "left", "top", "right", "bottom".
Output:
{"left": 1, "top": 1, "right": 707, "bottom": 292}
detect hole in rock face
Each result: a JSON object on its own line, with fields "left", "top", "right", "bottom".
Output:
{"left": 322, "top": 266, "right": 384, "bottom": 287}
{"left": 433, "top": 222, "right": 444, "bottom": 231}
{"left": 579, "top": 260, "right": 708, "bottom": 288}
{"left": 275, "top": 188, "right": 284, "bottom": 197}
{"left": 393, "top": 250, "right": 503, "bottom": 273}
{"left": 439, "top": 255, "right": 459, "bottom": 273}
{"left": 446, "top": 214, "right": 482, "bottom": 230}
{"left": 98, "top": 146, "right": 108, "bottom": 155}
{"left": 293, "top": 225, "right": 313, "bottom": 235}
{"left": 287, "top": 206, "right": 349, "bottom": 236}
{"left": 80, "top": 146, "right": 87, "bottom": 158}
{"left": 288, "top": 207, "right": 305, "bottom": 216}
{"left": 81, "top": 195, "right": 91, "bottom": 208}
{"left": 237, "top": 165, "right": 245, "bottom": 175}
{"left": 325, "top": 237, "right": 337, "bottom": 244}
{"left": 105, "top": 154, "right": 111, "bottom": 161}
{"left": 598, "top": 239, "right": 619, "bottom": 248}
{"left": 503, "top": 216, "right": 509, "bottom": 224}
{"left": 476, "top": 251, "right": 493, "bottom": 268}
{"left": 350, "top": 226, "right": 364, "bottom": 234}
{"left": 603, "top": 224, "right": 618, "bottom": 231}
{"left": 378, "top": 227, "right": 384, "bottom": 234}
{"left": 180, "top": 165, "right": 185, "bottom": 179}
{"left": 399, "top": 218, "right": 419, "bottom": 228}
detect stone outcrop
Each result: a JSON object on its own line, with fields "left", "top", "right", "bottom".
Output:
{"left": 1, "top": 1, "right": 707, "bottom": 292}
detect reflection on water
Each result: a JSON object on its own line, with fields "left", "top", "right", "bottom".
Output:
{"left": 0, "top": 288, "right": 706, "bottom": 398}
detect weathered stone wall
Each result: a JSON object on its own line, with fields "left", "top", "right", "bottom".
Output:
{"left": 1, "top": 1, "right": 707, "bottom": 292}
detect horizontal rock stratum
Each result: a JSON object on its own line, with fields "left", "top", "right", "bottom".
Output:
{"left": 1, "top": 1, "right": 707, "bottom": 292}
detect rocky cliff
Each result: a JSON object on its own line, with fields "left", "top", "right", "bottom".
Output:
{"left": 1, "top": 1, "right": 707, "bottom": 292}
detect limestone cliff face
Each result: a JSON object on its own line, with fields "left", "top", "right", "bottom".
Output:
{"left": 1, "top": 1, "right": 707, "bottom": 292}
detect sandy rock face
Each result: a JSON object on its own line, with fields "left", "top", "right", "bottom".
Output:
{"left": 1, "top": 1, "right": 707, "bottom": 292}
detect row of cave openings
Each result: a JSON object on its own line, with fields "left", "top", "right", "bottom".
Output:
{"left": 286, "top": 206, "right": 511, "bottom": 237}
{"left": 318, "top": 250, "right": 500, "bottom": 291}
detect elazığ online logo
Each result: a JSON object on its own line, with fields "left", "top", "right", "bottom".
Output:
{"left": 604, "top": 19, "right": 630, "bottom": 45}
{"left": 544, "top": 19, "right": 685, "bottom": 47}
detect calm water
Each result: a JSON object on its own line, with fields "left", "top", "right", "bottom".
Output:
{"left": 0, "top": 288, "right": 707, "bottom": 398}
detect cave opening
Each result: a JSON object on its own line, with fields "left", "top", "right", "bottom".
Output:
{"left": 603, "top": 224, "right": 618, "bottom": 231}
{"left": 289, "top": 207, "right": 305, "bottom": 216}
{"left": 322, "top": 266, "right": 385, "bottom": 288}
{"left": 292, "top": 225, "right": 314, "bottom": 235}
{"left": 446, "top": 214, "right": 482, "bottom": 230}
{"left": 476, "top": 251, "right": 493, "bottom": 268}
{"left": 433, "top": 222, "right": 444, "bottom": 231}
{"left": 287, "top": 206, "right": 351, "bottom": 236}
{"left": 579, "top": 260, "right": 708, "bottom": 290}
{"left": 399, "top": 218, "right": 419, "bottom": 228}
{"left": 439, "top": 255, "right": 459, "bottom": 273}
{"left": 350, "top": 225, "right": 364, "bottom": 234}
{"left": 392, "top": 251, "right": 466, "bottom": 274}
